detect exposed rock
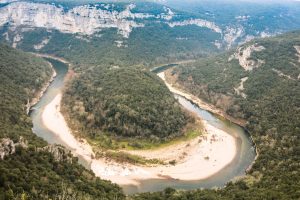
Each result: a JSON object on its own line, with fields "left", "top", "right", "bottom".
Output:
{"left": 223, "top": 26, "right": 244, "bottom": 49}
{"left": 272, "top": 69, "right": 296, "bottom": 81}
{"left": 229, "top": 44, "right": 265, "bottom": 71}
{"left": 2, "top": 32, "right": 9, "bottom": 41}
{"left": 260, "top": 31, "right": 272, "bottom": 38}
{"left": 0, "top": 138, "right": 15, "bottom": 160}
{"left": 214, "top": 40, "right": 222, "bottom": 49}
{"left": 12, "top": 33, "right": 22, "bottom": 48}
{"left": 0, "top": 2, "right": 176, "bottom": 38}
{"left": 167, "top": 19, "right": 222, "bottom": 34}
{"left": 162, "top": 6, "right": 174, "bottom": 20}
{"left": 0, "top": 137, "right": 28, "bottom": 160}
{"left": 33, "top": 37, "right": 51, "bottom": 50}
{"left": 38, "top": 145, "right": 73, "bottom": 163}
{"left": 115, "top": 40, "right": 127, "bottom": 48}
{"left": 234, "top": 77, "right": 248, "bottom": 98}
{"left": 235, "top": 15, "right": 250, "bottom": 21}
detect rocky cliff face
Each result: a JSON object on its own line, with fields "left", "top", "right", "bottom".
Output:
{"left": 0, "top": 2, "right": 175, "bottom": 38}
{"left": 38, "top": 145, "right": 73, "bottom": 163}
{"left": 0, "top": 1, "right": 280, "bottom": 50}
{"left": 0, "top": 137, "right": 28, "bottom": 159}
{"left": 0, "top": 1, "right": 229, "bottom": 41}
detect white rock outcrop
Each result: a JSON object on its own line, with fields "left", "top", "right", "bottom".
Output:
{"left": 12, "top": 33, "right": 22, "bottom": 48}
{"left": 272, "top": 69, "right": 297, "bottom": 81}
{"left": 234, "top": 77, "right": 248, "bottom": 98}
{"left": 0, "top": 138, "right": 15, "bottom": 159}
{"left": 167, "top": 19, "right": 222, "bottom": 34}
{"left": 223, "top": 26, "right": 244, "bottom": 49}
{"left": 0, "top": 2, "right": 163, "bottom": 38}
{"left": 161, "top": 6, "right": 174, "bottom": 20}
{"left": 229, "top": 44, "right": 265, "bottom": 71}
{"left": 0, "top": 137, "right": 28, "bottom": 159}
{"left": 38, "top": 145, "right": 73, "bottom": 163}
{"left": 34, "top": 37, "right": 51, "bottom": 50}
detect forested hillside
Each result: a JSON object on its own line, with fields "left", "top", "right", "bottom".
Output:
{"left": 0, "top": 44, "right": 124, "bottom": 200}
{"left": 1, "top": 1, "right": 300, "bottom": 199}
{"left": 62, "top": 67, "right": 194, "bottom": 148}
{"left": 132, "top": 31, "right": 300, "bottom": 199}
{"left": 3, "top": 0, "right": 300, "bottom": 69}
{"left": 0, "top": 1, "right": 221, "bottom": 69}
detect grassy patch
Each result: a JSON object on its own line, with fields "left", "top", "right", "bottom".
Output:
{"left": 84, "top": 118, "right": 203, "bottom": 152}
{"left": 96, "top": 151, "right": 165, "bottom": 166}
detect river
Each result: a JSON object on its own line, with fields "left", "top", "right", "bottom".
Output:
{"left": 30, "top": 58, "right": 256, "bottom": 194}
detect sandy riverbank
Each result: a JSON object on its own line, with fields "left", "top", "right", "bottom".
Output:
{"left": 158, "top": 71, "right": 246, "bottom": 127}
{"left": 42, "top": 93, "right": 95, "bottom": 161}
{"left": 42, "top": 87, "right": 237, "bottom": 186}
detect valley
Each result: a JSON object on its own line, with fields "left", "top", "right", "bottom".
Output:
{"left": 29, "top": 56, "right": 255, "bottom": 194}
{"left": 0, "top": 0, "right": 299, "bottom": 199}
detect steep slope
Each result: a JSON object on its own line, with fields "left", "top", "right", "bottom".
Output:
{"left": 1, "top": 0, "right": 300, "bottom": 68}
{"left": 134, "top": 31, "right": 300, "bottom": 199}
{"left": 0, "top": 44, "right": 124, "bottom": 199}
{"left": 164, "top": 0, "right": 300, "bottom": 47}
{"left": 0, "top": 1, "right": 222, "bottom": 68}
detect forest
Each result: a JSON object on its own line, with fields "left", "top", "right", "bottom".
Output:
{"left": 0, "top": 44, "right": 124, "bottom": 200}
{"left": 132, "top": 31, "right": 300, "bottom": 199}
{"left": 62, "top": 66, "right": 195, "bottom": 149}
{"left": 0, "top": 0, "right": 299, "bottom": 198}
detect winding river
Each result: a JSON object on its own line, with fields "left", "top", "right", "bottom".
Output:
{"left": 30, "top": 58, "right": 256, "bottom": 194}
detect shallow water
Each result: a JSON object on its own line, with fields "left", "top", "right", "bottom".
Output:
{"left": 30, "top": 58, "right": 256, "bottom": 194}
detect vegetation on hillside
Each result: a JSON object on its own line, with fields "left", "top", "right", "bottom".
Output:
{"left": 0, "top": 44, "right": 124, "bottom": 200}
{"left": 133, "top": 31, "right": 300, "bottom": 199}
{"left": 1, "top": 1, "right": 300, "bottom": 198}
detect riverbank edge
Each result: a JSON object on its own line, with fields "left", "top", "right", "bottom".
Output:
{"left": 159, "top": 69, "right": 259, "bottom": 176}
{"left": 26, "top": 56, "right": 57, "bottom": 114}
{"left": 34, "top": 55, "right": 239, "bottom": 186}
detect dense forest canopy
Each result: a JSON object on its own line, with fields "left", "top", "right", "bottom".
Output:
{"left": 133, "top": 31, "right": 300, "bottom": 199}
{"left": 62, "top": 67, "right": 192, "bottom": 141}
{"left": 0, "top": 44, "right": 124, "bottom": 200}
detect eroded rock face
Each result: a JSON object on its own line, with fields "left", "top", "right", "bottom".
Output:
{"left": 0, "top": 2, "right": 178, "bottom": 38}
{"left": 234, "top": 77, "right": 248, "bottom": 98}
{"left": 33, "top": 37, "right": 51, "bottom": 50}
{"left": 167, "top": 19, "right": 222, "bottom": 33}
{"left": 0, "top": 137, "right": 28, "bottom": 159}
{"left": 223, "top": 26, "right": 244, "bottom": 49}
{"left": 0, "top": 138, "right": 15, "bottom": 160}
{"left": 38, "top": 145, "right": 73, "bottom": 163}
{"left": 0, "top": 2, "right": 142, "bottom": 38}
{"left": 229, "top": 44, "right": 265, "bottom": 71}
